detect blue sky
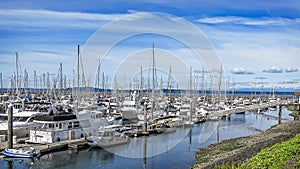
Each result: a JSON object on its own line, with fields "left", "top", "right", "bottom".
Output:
{"left": 0, "top": 0, "right": 300, "bottom": 90}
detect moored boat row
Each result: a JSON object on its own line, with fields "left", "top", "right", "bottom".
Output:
{"left": 0, "top": 90, "right": 292, "bottom": 149}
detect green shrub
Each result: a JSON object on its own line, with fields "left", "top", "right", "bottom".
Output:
{"left": 294, "top": 157, "right": 300, "bottom": 169}
{"left": 241, "top": 134, "right": 300, "bottom": 169}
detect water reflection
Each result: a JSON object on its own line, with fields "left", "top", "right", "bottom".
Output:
{"left": 143, "top": 136, "right": 147, "bottom": 168}
{"left": 104, "top": 127, "right": 191, "bottom": 158}
{"left": 0, "top": 158, "right": 34, "bottom": 169}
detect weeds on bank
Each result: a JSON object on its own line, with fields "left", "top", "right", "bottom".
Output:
{"left": 213, "top": 134, "right": 300, "bottom": 169}
{"left": 219, "top": 139, "right": 245, "bottom": 152}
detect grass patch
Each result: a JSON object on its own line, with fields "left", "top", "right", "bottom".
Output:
{"left": 211, "top": 134, "right": 300, "bottom": 169}
{"left": 240, "top": 134, "right": 300, "bottom": 169}
{"left": 195, "top": 137, "right": 246, "bottom": 167}
{"left": 219, "top": 138, "right": 245, "bottom": 152}
{"left": 197, "top": 157, "right": 209, "bottom": 164}
{"left": 213, "top": 162, "right": 241, "bottom": 169}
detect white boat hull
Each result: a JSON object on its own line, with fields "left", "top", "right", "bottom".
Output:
{"left": 87, "top": 136, "right": 129, "bottom": 148}
{"left": 2, "top": 148, "right": 37, "bottom": 158}
{"left": 27, "top": 128, "right": 84, "bottom": 144}
{"left": 0, "top": 122, "right": 43, "bottom": 138}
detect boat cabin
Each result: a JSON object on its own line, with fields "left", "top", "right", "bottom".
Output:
{"left": 27, "top": 114, "right": 84, "bottom": 144}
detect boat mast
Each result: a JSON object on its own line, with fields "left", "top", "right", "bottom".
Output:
{"left": 113, "top": 74, "right": 117, "bottom": 95}
{"left": 254, "top": 81, "right": 257, "bottom": 98}
{"left": 272, "top": 85, "right": 275, "bottom": 98}
{"left": 59, "top": 63, "right": 63, "bottom": 91}
{"left": 11, "top": 73, "right": 15, "bottom": 93}
{"left": 46, "top": 72, "right": 50, "bottom": 95}
{"left": 72, "top": 69, "right": 75, "bottom": 98}
{"left": 0, "top": 72, "right": 2, "bottom": 89}
{"left": 231, "top": 77, "right": 235, "bottom": 108}
{"left": 33, "top": 70, "right": 37, "bottom": 91}
{"left": 151, "top": 42, "right": 155, "bottom": 120}
{"left": 105, "top": 75, "right": 108, "bottom": 95}
{"left": 208, "top": 71, "right": 213, "bottom": 104}
{"left": 160, "top": 75, "right": 163, "bottom": 96}
{"left": 102, "top": 72, "right": 105, "bottom": 95}
{"left": 77, "top": 45, "right": 80, "bottom": 106}
{"left": 96, "top": 60, "right": 101, "bottom": 91}
{"left": 190, "top": 67, "right": 192, "bottom": 97}
{"left": 152, "top": 42, "right": 155, "bottom": 96}
{"left": 140, "top": 66, "right": 143, "bottom": 95}
{"left": 64, "top": 75, "right": 66, "bottom": 92}
{"left": 16, "top": 52, "right": 19, "bottom": 94}
{"left": 177, "top": 82, "right": 179, "bottom": 96}
{"left": 201, "top": 68, "right": 204, "bottom": 96}
{"left": 189, "top": 67, "right": 193, "bottom": 124}
{"left": 168, "top": 66, "right": 172, "bottom": 95}
{"left": 23, "top": 69, "right": 28, "bottom": 94}
{"left": 77, "top": 45, "right": 80, "bottom": 94}
{"left": 42, "top": 73, "right": 45, "bottom": 94}
{"left": 218, "top": 64, "right": 223, "bottom": 106}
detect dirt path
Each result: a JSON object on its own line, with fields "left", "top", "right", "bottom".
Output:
{"left": 192, "top": 121, "right": 300, "bottom": 169}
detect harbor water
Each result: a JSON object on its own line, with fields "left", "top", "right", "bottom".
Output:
{"left": 0, "top": 107, "right": 294, "bottom": 169}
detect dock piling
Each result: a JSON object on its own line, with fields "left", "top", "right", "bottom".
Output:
{"left": 217, "top": 121, "right": 220, "bottom": 143}
{"left": 278, "top": 105, "right": 282, "bottom": 124}
{"left": 7, "top": 104, "right": 13, "bottom": 149}
{"left": 143, "top": 103, "right": 147, "bottom": 133}
{"left": 8, "top": 160, "right": 13, "bottom": 169}
{"left": 189, "top": 98, "right": 192, "bottom": 124}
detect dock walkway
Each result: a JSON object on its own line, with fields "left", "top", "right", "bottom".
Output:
{"left": 207, "top": 100, "right": 291, "bottom": 119}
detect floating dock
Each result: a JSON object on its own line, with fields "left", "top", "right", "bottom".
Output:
{"left": 0, "top": 138, "right": 89, "bottom": 156}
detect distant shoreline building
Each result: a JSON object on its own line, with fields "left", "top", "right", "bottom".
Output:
{"left": 294, "top": 92, "right": 300, "bottom": 103}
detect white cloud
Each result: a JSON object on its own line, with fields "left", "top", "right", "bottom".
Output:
{"left": 0, "top": 9, "right": 124, "bottom": 29}
{"left": 231, "top": 67, "right": 254, "bottom": 75}
{"left": 285, "top": 67, "right": 299, "bottom": 73}
{"left": 263, "top": 67, "right": 283, "bottom": 73}
{"left": 193, "top": 68, "right": 215, "bottom": 74}
{"left": 195, "top": 16, "right": 300, "bottom": 26}
{"left": 0, "top": 9, "right": 123, "bottom": 21}
{"left": 255, "top": 77, "right": 267, "bottom": 80}
{"left": 201, "top": 23, "right": 300, "bottom": 77}
{"left": 277, "top": 80, "right": 299, "bottom": 84}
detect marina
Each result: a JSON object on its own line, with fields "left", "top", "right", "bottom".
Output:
{"left": 0, "top": 89, "right": 299, "bottom": 168}
{"left": 0, "top": 106, "right": 296, "bottom": 168}
{"left": 1, "top": 1, "right": 300, "bottom": 168}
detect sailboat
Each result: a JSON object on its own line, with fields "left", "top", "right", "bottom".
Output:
{"left": 120, "top": 91, "right": 142, "bottom": 120}
{"left": 269, "top": 86, "right": 277, "bottom": 111}
{"left": 137, "top": 43, "right": 163, "bottom": 121}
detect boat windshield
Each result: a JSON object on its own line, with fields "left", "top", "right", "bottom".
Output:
{"left": 97, "top": 130, "right": 114, "bottom": 137}
{"left": 13, "top": 117, "right": 29, "bottom": 122}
